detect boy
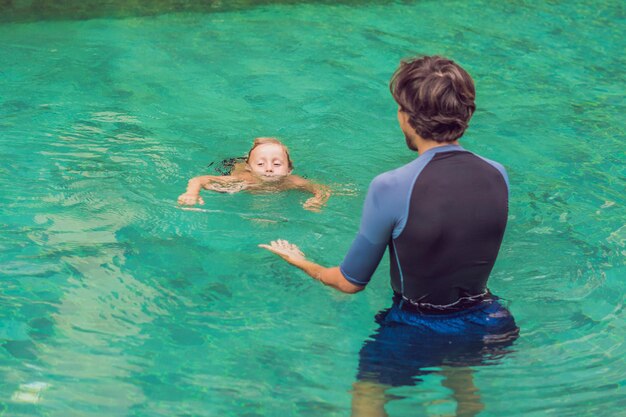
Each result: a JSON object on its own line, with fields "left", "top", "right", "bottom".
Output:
{"left": 177, "top": 137, "right": 330, "bottom": 211}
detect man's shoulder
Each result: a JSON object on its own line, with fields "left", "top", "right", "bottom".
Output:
{"left": 466, "top": 152, "right": 509, "bottom": 188}
{"left": 372, "top": 157, "right": 428, "bottom": 186}
{"left": 456, "top": 151, "right": 509, "bottom": 189}
{"left": 368, "top": 160, "right": 420, "bottom": 197}
{"left": 467, "top": 152, "right": 505, "bottom": 170}
{"left": 370, "top": 168, "right": 400, "bottom": 189}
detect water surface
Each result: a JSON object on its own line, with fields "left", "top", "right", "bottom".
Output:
{"left": 1, "top": 1, "right": 624, "bottom": 416}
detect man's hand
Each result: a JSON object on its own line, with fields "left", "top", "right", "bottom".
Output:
{"left": 258, "top": 239, "right": 306, "bottom": 263}
{"left": 259, "top": 239, "right": 363, "bottom": 294}
{"left": 177, "top": 192, "right": 204, "bottom": 206}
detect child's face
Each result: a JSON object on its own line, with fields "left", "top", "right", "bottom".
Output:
{"left": 247, "top": 143, "right": 292, "bottom": 180}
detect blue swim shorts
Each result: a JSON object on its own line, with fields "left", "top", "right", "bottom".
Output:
{"left": 357, "top": 294, "right": 519, "bottom": 387}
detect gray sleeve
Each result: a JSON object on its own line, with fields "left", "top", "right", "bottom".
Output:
{"left": 339, "top": 154, "right": 436, "bottom": 286}
{"left": 340, "top": 175, "right": 400, "bottom": 286}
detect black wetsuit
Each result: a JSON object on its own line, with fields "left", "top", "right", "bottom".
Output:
{"left": 341, "top": 144, "right": 509, "bottom": 307}
{"left": 342, "top": 144, "right": 518, "bottom": 386}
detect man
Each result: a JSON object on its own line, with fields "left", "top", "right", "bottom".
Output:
{"left": 260, "top": 55, "right": 518, "bottom": 415}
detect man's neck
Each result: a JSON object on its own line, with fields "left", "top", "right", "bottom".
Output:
{"left": 415, "top": 136, "right": 460, "bottom": 155}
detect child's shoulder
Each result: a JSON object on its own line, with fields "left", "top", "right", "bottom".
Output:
{"left": 286, "top": 174, "right": 309, "bottom": 186}
{"left": 230, "top": 162, "right": 249, "bottom": 176}
{"left": 230, "top": 170, "right": 255, "bottom": 182}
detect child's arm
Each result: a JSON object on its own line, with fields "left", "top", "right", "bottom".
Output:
{"left": 178, "top": 175, "right": 212, "bottom": 205}
{"left": 289, "top": 176, "right": 331, "bottom": 212}
{"left": 177, "top": 175, "right": 246, "bottom": 205}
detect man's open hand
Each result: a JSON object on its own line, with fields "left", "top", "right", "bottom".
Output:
{"left": 258, "top": 239, "right": 306, "bottom": 263}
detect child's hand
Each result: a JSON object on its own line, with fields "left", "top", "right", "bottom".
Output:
{"left": 303, "top": 196, "right": 324, "bottom": 212}
{"left": 177, "top": 193, "right": 204, "bottom": 206}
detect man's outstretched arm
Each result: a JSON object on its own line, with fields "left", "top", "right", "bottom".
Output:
{"left": 259, "top": 240, "right": 364, "bottom": 294}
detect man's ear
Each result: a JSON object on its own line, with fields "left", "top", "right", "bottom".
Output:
{"left": 398, "top": 108, "right": 410, "bottom": 125}
{"left": 245, "top": 163, "right": 252, "bottom": 172}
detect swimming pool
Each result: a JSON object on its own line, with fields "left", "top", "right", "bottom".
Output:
{"left": 1, "top": 1, "right": 624, "bottom": 416}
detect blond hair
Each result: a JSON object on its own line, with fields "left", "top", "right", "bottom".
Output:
{"left": 246, "top": 137, "right": 294, "bottom": 170}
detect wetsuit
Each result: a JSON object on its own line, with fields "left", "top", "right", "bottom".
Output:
{"left": 341, "top": 144, "right": 519, "bottom": 386}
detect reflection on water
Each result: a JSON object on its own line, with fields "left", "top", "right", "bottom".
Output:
{"left": 1, "top": 115, "right": 173, "bottom": 415}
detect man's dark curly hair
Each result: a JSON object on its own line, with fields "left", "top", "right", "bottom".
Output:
{"left": 390, "top": 55, "right": 476, "bottom": 143}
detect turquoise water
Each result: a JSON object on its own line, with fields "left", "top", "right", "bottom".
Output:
{"left": 1, "top": 1, "right": 624, "bottom": 416}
